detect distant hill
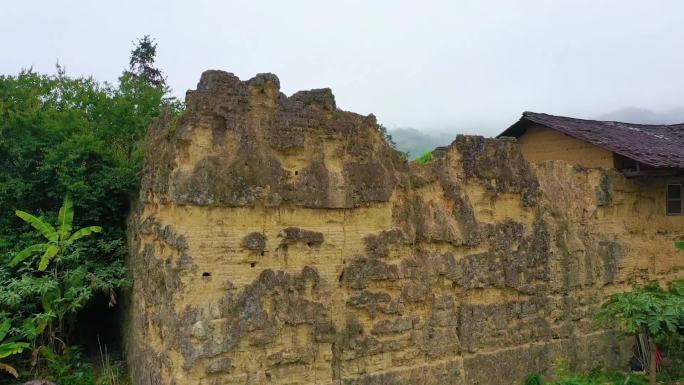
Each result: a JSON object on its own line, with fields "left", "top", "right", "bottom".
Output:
{"left": 597, "top": 107, "right": 684, "bottom": 124}
{"left": 389, "top": 107, "right": 684, "bottom": 160}
{"left": 388, "top": 127, "right": 454, "bottom": 160}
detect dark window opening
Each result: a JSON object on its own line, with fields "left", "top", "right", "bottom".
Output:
{"left": 667, "top": 184, "right": 682, "bottom": 216}
{"left": 202, "top": 272, "right": 211, "bottom": 278}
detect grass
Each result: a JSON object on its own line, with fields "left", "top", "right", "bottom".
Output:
{"left": 526, "top": 369, "right": 652, "bottom": 385}
{"left": 414, "top": 150, "right": 433, "bottom": 164}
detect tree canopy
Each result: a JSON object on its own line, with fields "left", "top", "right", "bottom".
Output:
{"left": 0, "top": 36, "right": 181, "bottom": 382}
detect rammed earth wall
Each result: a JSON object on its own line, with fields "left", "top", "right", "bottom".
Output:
{"left": 125, "top": 71, "right": 684, "bottom": 385}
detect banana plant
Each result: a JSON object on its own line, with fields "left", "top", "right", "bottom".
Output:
{"left": 8, "top": 196, "right": 102, "bottom": 271}
{"left": 0, "top": 319, "right": 29, "bottom": 378}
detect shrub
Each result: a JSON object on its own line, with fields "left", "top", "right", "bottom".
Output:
{"left": 0, "top": 319, "right": 29, "bottom": 378}
{"left": 525, "top": 373, "right": 542, "bottom": 385}
{"left": 596, "top": 280, "right": 684, "bottom": 385}
{"left": 414, "top": 150, "right": 433, "bottom": 164}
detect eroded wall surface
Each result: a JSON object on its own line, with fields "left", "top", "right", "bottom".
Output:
{"left": 126, "top": 70, "right": 684, "bottom": 385}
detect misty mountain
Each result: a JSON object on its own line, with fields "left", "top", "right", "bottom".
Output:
{"left": 597, "top": 107, "right": 684, "bottom": 124}
{"left": 388, "top": 128, "right": 454, "bottom": 160}
{"left": 390, "top": 106, "right": 684, "bottom": 161}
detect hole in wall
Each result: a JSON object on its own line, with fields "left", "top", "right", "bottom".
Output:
{"left": 250, "top": 262, "right": 256, "bottom": 268}
{"left": 202, "top": 272, "right": 211, "bottom": 278}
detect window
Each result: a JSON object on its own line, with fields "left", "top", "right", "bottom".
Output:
{"left": 667, "top": 184, "right": 682, "bottom": 216}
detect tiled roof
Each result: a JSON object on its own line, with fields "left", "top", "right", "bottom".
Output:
{"left": 498, "top": 111, "right": 684, "bottom": 168}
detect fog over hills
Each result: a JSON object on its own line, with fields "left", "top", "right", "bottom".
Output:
{"left": 391, "top": 107, "right": 684, "bottom": 160}
{"left": 388, "top": 128, "right": 454, "bottom": 160}
{"left": 597, "top": 107, "right": 684, "bottom": 125}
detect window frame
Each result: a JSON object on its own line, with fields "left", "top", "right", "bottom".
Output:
{"left": 666, "top": 184, "right": 683, "bottom": 216}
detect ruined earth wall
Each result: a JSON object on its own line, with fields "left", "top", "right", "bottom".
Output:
{"left": 125, "top": 71, "right": 684, "bottom": 385}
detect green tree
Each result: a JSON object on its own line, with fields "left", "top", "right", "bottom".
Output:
{"left": 129, "top": 35, "right": 166, "bottom": 87}
{"left": 0, "top": 34, "right": 176, "bottom": 379}
{"left": 597, "top": 281, "right": 684, "bottom": 385}
{"left": 0, "top": 35, "right": 179, "bottom": 255}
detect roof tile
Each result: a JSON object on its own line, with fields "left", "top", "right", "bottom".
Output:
{"left": 499, "top": 112, "right": 684, "bottom": 168}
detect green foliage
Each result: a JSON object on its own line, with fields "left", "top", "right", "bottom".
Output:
{"left": 1, "top": 198, "right": 129, "bottom": 358}
{"left": 658, "top": 341, "right": 684, "bottom": 382}
{"left": 553, "top": 371, "right": 647, "bottom": 385}
{"left": 525, "top": 370, "right": 648, "bottom": 385}
{"left": 0, "top": 35, "right": 175, "bottom": 381}
{"left": 596, "top": 280, "right": 684, "bottom": 385}
{"left": 129, "top": 35, "right": 166, "bottom": 87}
{"left": 0, "top": 53, "right": 179, "bottom": 254}
{"left": 96, "top": 346, "right": 129, "bottom": 385}
{"left": 596, "top": 280, "right": 684, "bottom": 343}
{"left": 0, "top": 319, "right": 29, "bottom": 378}
{"left": 40, "top": 346, "right": 96, "bottom": 385}
{"left": 414, "top": 150, "right": 433, "bottom": 164}
{"left": 10, "top": 195, "right": 101, "bottom": 270}
{"left": 525, "top": 373, "right": 542, "bottom": 385}
{"left": 676, "top": 240, "right": 684, "bottom": 251}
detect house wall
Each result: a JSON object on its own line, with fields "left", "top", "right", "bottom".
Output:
{"left": 536, "top": 165, "right": 684, "bottom": 277}
{"left": 517, "top": 125, "right": 615, "bottom": 168}
{"left": 625, "top": 177, "right": 684, "bottom": 222}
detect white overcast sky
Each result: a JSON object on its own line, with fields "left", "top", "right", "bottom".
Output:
{"left": 3, "top": 0, "right": 684, "bottom": 136}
